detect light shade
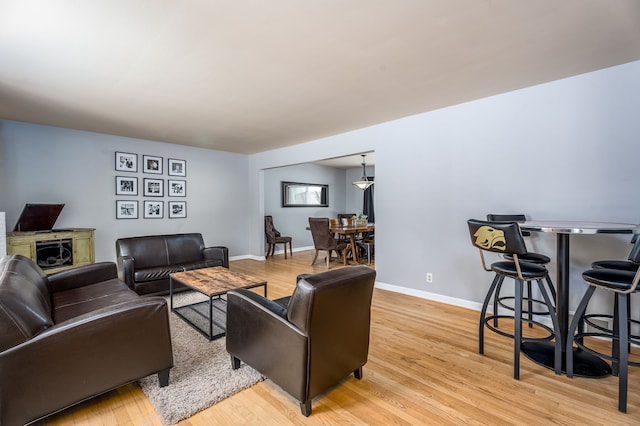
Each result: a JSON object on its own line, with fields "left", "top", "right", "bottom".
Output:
{"left": 0, "top": 212, "right": 6, "bottom": 257}
{"left": 352, "top": 154, "right": 374, "bottom": 190}
{"left": 352, "top": 180, "right": 374, "bottom": 190}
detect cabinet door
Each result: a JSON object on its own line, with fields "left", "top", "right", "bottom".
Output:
{"left": 73, "top": 235, "right": 94, "bottom": 265}
{"left": 7, "top": 242, "right": 33, "bottom": 258}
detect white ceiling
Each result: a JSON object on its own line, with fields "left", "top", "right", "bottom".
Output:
{"left": 1, "top": 1, "right": 640, "bottom": 158}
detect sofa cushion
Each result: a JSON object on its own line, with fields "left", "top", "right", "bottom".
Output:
{"left": 0, "top": 256, "right": 54, "bottom": 352}
{"left": 134, "top": 265, "right": 186, "bottom": 283}
{"left": 182, "top": 259, "right": 225, "bottom": 271}
{"left": 52, "top": 279, "right": 139, "bottom": 323}
{"left": 166, "top": 234, "right": 205, "bottom": 264}
{"left": 116, "top": 236, "right": 170, "bottom": 269}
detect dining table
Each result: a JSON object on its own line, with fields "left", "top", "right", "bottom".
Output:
{"left": 520, "top": 220, "right": 640, "bottom": 377}
{"left": 330, "top": 223, "right": 375, "bottom": 265}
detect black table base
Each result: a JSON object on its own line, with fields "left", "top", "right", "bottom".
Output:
{"left": 522, "top": 341, "right": 611, "bottom": 378}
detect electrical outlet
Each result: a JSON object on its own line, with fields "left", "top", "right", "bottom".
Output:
{"left": 426, "top": 273, "right": 433, "bottom": 283}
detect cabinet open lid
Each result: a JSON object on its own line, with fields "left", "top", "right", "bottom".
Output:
{"left": 13, "top": 203, "right": 65, "bottom": 232}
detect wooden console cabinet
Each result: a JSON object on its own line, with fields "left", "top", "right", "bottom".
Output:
{"left": 6, "top": 228, "right": 95, "bottom": 274}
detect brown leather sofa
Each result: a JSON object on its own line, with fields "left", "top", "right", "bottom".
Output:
{"left": 0, "top": 254, "right": 173, "bottom": 426}
{"left": 116, "top": 233, "right": 229, "bottom": 295}
{"left": 226, "top": 265, "right": 376, "bottom": 416}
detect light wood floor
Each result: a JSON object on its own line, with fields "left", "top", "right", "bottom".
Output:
{"left": 40, "top": 250, "right": 639, "bottom": 425}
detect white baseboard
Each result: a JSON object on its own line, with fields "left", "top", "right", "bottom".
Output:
{"left": 230, "top": 246, "right": 315, "bottom": 262}
{"left": 374, "top": 281, "right": 484, "bottom": 312}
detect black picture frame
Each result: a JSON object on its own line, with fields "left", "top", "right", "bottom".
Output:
{"left": 168, "top": 201, "right": 187, "bottom": 218}
{"left": 143, "top": 200, "right": 164, "bottom": 219}
{"left": 168, "top": 179, "right": 186, "bottom": 197}
{"left": 143, "top": 178, "right": 164, "bottom": 197}
{"left": 115, "top": 151, "right": 137, "bottom": 172}
{"left": 116, "top": 200, "right": 138, "bottom": 219}
{"left": 168, "top": 158, "right": 186, "bottom": 176}
{"left": 143, "top": 155, "right": 163, "bottom": 174}
{"left": 115, "top": 176, "right": 138, "bottom": 196}
{"left": 281, "top": 181, "right": 329, "bottom": 207}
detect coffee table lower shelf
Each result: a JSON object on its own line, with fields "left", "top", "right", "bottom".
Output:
{"left": 172, "top": 296, "right": 228, "bottom": 341}
{"left": 169, "top": 266, "right": 268, "bottom": 341}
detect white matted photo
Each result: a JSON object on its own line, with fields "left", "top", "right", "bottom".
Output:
{"left": 115, "top": 151, "right": 137, "bottom": 172}
{"left": 168, "top": 201, "right": 187, "bottom": 218}
{"left": 116, "top": 200, "right": 138, "bottom": 219}
{"left": 115, "top": 176, "right": 138, "bottom": 195}
{"left": 143, "top": 155, "right": 163, "bottom": 174}
{"left": 168, "top": 179, "right": 186, "bottom": 197}
{"left": 143, "top": 200, "right": 164, "bottom": 219}
{"left": 143, "top": 178, "right": 164, "bottom": 197}
{"left": 168, "top": 158, "right": 186, "bottom": 176}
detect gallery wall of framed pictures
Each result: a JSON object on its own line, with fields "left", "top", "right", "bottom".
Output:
{"left": 114, "top": 152, "right": 188, "bottom": 219}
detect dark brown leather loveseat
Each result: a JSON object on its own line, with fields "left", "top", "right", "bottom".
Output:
{"left": 116, "top": 233, "right": 229, "bottom": 295}
{"left": 226, "top": 265, "right": 376, "bottom": 416}
{"left": 0, "top": 255, "right": 173, "bottom": 426}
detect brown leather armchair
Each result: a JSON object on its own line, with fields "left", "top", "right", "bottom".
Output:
{"left": 226, "top": 265, "right": 376, "bottom": 416}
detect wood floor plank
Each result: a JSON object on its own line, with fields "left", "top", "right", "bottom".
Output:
{"left": 39, "top": 251, "right": 640, "bottom": 425}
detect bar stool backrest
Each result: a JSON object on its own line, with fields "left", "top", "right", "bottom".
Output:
{"left": 486, "top": 214, "right": 530, "bottom": 237}
{"left": 628, "top": 235, "right": 640, "bottom": 263}
{"left": 467, "top": 219, "right": 528, "bottom": 256}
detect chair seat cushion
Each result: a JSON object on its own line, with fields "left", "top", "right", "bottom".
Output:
{"left": 504, "top": 252, "right": 550, "bottom": 264}
{"left": 271, "top": 236, "right": 292, "bottom": 243}
{"left": 491, "top": 260, "right": 548, "bottom": 279}
{"left": 582, "top": 268, "right": 638, "bottom": 292}
{"left": 591, "top": 260, "right": 639, "bottom": 272}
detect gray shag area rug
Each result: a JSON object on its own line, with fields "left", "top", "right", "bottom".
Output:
{"left": 139, "top": 291, "right": 263, "bottom": 424}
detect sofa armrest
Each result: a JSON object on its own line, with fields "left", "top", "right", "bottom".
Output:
{"left": 48, "top": 262, "right": 118, "bottom": 293}
{"left": 203, "top": 246, "right": 229, "bottom": 268}
{"left": 0, "top": 297, "right": 173, "bottom": 426}
{"left": 226, "top": 288, "right": 308, "bottom": 401}
{"left": 116, "top": 255, "right": 135, "bottom": 290}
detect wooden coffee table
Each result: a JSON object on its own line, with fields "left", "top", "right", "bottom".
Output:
{"left": 169, "top": 266, "right": 267, "bottom": 340}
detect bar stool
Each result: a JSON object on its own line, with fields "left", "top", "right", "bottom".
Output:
{"left": 583, "top": 234, "right": 639, "bottom": 341}
{"left": 566, "top": 236, "right": 640, "bottom": 412}
{"left": 467, "top": 219, "right": 561, "bottom": 379}
{"left": 486, "top": 214, "right": 556, "bottom": 329}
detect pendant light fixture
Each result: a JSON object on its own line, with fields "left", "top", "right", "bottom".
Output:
{"left": 352, "top": 154, "right": 374, "bottom": 190}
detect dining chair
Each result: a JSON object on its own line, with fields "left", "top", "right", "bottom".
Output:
{"left": 264, "top": 215, "right": 292, "bottom": 259}
{"left": 486, "top": 214, "right": 556, "bottom": 329}
{"left": 467, "top": 219, "right": 561, "bottom": 379}
{"left": 338, "top": 213, "right": 355, "bottom": 226}
{"left": 357, "top": 237, "right": 375, "bottom": 265}
{"left": 566, "top": 236, "right": 640, "bottom": 412}
{"left": 308, "top": 217, "right": 348, "bottom": 268}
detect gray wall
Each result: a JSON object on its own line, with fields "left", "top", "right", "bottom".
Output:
{"left": 249, "top": 60, "right": 640, "bottom": 316}
{"left": 263, "top": 163, "right": 375, "bottom": 251}
{"left": 0, "top": 121, "right": 249, "bottom": 262}
{"left": 263, "top": 163, "right": 347, "bottom": 250}
{"left": 1, "top": 60, "right": 639, "bottom": 319}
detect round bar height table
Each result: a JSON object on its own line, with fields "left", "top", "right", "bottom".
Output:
{"left": 520, "top": 220, "right": 640, "bottom": 377}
